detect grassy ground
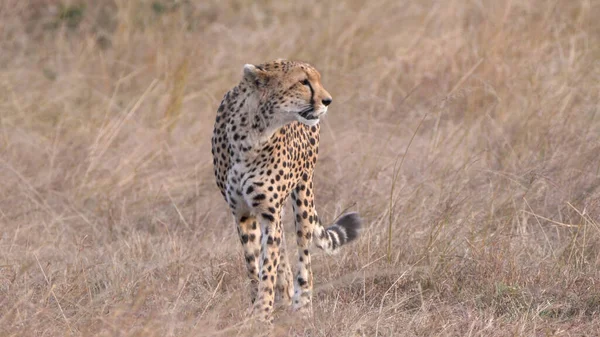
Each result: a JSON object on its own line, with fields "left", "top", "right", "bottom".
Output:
{"left": 1, "top": 0, "right": 600, "bottom": 336}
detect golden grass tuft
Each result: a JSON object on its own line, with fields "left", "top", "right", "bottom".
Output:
{"left": 1, "top": 0, "right": 600, "bottom": 336}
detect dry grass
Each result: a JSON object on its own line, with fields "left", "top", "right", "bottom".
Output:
{"left": 1, "top": 0, "right": 600, "bottom": 336}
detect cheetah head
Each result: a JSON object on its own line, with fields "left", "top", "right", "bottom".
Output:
{"left": 242, "top": 60, "right": 333, "bottom": 127}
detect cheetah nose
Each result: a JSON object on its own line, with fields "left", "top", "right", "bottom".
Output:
{"left": 322, "top": 98, "right": 332, "bottom": 106}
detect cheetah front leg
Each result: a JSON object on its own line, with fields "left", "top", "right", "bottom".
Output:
{"left": 235, "top": 214, "right": 261, "bottom": 304}
{"left": 275, "top": 229, "right": 294, "bottom": 307}
{"left": 291, "top": 179, "right": 317, "bottom": 312}
{"left": 253, "top": 211, "right": 283, "bottom": 323}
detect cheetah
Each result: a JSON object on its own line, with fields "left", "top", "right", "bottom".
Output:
{"left": 211, "top": 59, "right": 361, "bottom": 323}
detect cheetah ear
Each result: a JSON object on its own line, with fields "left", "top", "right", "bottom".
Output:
{"left": 243, "top": 64, "right": 267, "bottom": 85}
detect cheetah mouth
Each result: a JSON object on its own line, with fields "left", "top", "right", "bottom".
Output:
{"left": 299, "top": 107, "right": 327, "bottom": 121}
{"left": 298, "top": 107, "right": 317, "bottom": 119}
{"left": 296, "top": 108, "right": 321, "bottom": 126}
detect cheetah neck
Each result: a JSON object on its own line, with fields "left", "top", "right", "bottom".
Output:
{"left": 229, "top": 86, "right": 292, "bottom": 161}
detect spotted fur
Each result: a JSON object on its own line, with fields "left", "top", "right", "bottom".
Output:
{"left": 211, "top": 59, "right": 362, "bottom": 323}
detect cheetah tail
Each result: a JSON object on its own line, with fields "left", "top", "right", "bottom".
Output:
{"left": 313, "top": 212, "right": 362, "bottom": 254}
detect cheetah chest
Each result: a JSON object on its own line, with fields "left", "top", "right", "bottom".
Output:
{"left": 225, "top": 129, "right": 310, "bottom": 216}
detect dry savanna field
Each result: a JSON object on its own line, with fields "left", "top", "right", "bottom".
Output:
{"left": 1, "top": 0, "right": 600, "bottom": 336}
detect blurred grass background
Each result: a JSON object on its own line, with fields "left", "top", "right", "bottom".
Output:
{"left": 1, "top": 0, "right": 599, "bottom": 336}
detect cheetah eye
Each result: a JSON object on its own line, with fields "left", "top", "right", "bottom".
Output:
{"left": 301, "top": 79, "right": 310, "bottom": 86}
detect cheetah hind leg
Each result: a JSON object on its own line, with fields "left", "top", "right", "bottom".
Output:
{"left": 274, "top": 229, "right": 294, "bottom": 307}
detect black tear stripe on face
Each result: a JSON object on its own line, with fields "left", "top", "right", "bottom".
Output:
{"left": 306, "top": 80, "right": 315, "bottom": 106}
